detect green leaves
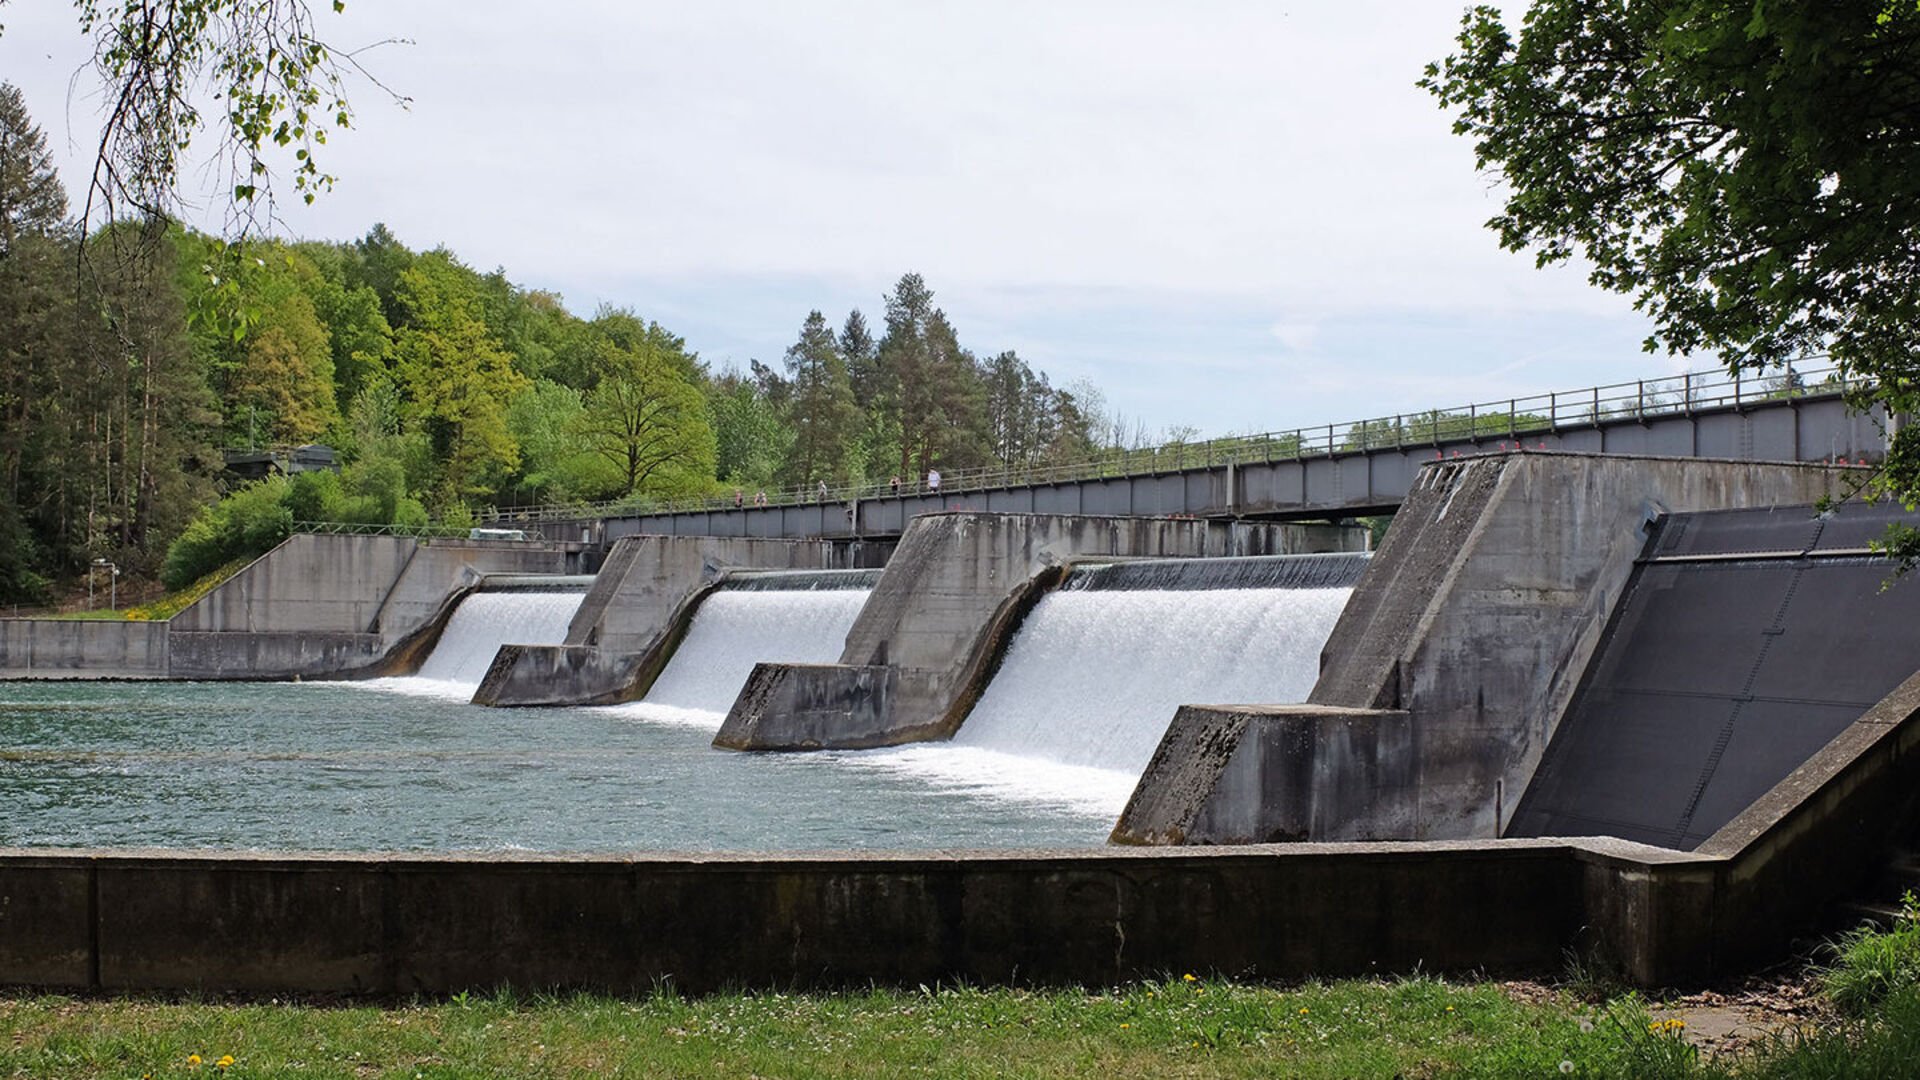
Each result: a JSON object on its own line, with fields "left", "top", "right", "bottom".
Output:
{"left": 1425, "top": 0, "right": 1920, "bottom": 516}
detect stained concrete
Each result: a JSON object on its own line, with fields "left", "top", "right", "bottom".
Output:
{"left": 1120, "top": 453, "right": 1851, "bottom": 845}
{"left": 0, "top": 618, "right": 170, "bottom": 678}
{"left": 714, "top": 514, "right": 1368, "bottom": 751}
{"left": 1510, "top": 503, "right": 1920, "bottom": 848}
{"left": 0, "top": 533, "right": 586, "bottom": 681}
{"left": 1113, "top": 705, "right": 1414, "bottom": 845}
{"left": 473, "top": 535, "right": 846, "bottom": 707}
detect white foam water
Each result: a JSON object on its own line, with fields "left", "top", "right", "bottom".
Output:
{"left": 612, "top": 589, "right": 871, "bottom": 729}
{"left": 362, "top": 590, "right": 584, "bottom": 700}
{"left": 853, "top": 586, "right": 1352, "bottom": 817}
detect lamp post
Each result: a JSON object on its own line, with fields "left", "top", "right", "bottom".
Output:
{"left": 91, "top": 558, "right": 118, "bottom": 611}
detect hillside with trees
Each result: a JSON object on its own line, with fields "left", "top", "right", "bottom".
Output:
{"left": 0, "top": 82, "right": 1114, "bottom": 603}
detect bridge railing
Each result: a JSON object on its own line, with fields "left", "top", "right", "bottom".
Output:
{"left": 293, "top": 520, "right": 483, "bottom": 540}
{"left": 478, "top": 363, "right": 1848, "bottom": 524}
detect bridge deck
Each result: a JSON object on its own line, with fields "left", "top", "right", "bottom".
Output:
{"left": 484, "top": 371, "right": 1885, "bottom": 541}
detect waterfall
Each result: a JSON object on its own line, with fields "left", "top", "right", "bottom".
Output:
{"left": 854, "top": 557, "right": 1356, "bottom": 816}
{"left": 366, "top": 589, "right": 584, "bottom": 699}
{"left": 614, "top": 578, "right": 873, "bottom": 728}
{"left": 953, "top": 587, "right": 1350, "bottom": 773}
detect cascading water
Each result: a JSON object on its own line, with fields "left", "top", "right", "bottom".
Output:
{"left": 854, "top": 554, "right": 1360, "bottom": 817}
{"left": 364, "top": 588, "right": 584, "bottom": 699}
{"left": 614, "top": 571, "right": 876, "bottom": 729}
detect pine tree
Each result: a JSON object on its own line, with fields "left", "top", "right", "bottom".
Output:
{"left": 782, "top": 310, "right": 860, "bottom": 486}
{"left": 0, "top": 84, "right": 77, "bottom": 597}
{"left": 0, "top": 84, "right": 68, "bottom": 257}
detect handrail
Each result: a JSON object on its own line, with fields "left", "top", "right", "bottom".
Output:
{"left": 293, "top": 520, "right": 481, "bottom": 539}
{"left": 468, "top": 362, "right": 1850, "bottom": 524}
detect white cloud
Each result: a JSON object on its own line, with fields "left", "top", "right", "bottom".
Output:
{"left": 0, "top": 1, "right": 1674, "bottom": 434}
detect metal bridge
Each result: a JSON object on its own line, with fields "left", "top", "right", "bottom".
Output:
{"left": 488, "top": 366, "right": 1888, "bottom": 542}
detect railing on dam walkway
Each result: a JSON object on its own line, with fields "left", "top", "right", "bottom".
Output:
{"left": 478, "top": 363, "right": 1872, "bottom": 535}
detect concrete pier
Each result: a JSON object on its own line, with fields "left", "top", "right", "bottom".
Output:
{"left": 473, "top": 535, "right": 852, "bottom": 706}
{"left": 1113, "top": 452, "right": 1853, "bottom": 845}
{"left": 714, "top": 513, "right": 1368, "bottom": 751}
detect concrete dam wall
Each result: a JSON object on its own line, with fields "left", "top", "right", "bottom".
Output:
{"left": 714, "top": 514, "right": 1370, "bottom": 751}
{"left": 473, "top": 535, "right": 863, "bottom": 707}
{"left": 0, "top": 533, "right": 590, "bottom": 681}
{"left": 14, "top": 454, "right": 1920, "bottom": 993}
{"left": 1114, "top": 452, "right": 1854, "bottom": 846}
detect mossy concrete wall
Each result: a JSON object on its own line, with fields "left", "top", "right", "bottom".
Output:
{"left": 0, "top": 839, "right": 1654, "bottom": 995}
{"left": 715, "top": 514, "right": 1367, "bottom": 751}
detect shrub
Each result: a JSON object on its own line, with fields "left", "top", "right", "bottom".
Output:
{"left": 160, "top": 477, "right": 293, "bottom": 589}
{"left": 1823, "top": 893, "right": 1920, "bottom": 1017}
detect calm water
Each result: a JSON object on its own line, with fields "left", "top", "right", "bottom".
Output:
{"left": 0, "top": 680, "right": 1117, "bottom": 853}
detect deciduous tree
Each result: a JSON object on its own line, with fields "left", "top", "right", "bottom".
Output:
{"left": 1424, "top": 1, "right": 1920, "bottom": 556}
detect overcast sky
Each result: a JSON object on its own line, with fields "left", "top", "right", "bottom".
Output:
{"left": 1, "top": 1, "right": 1701, "bottom": 438}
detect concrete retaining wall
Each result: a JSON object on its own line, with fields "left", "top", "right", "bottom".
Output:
{"left": 715, "top": 514, "right": 1367, "bottom": 750}
{"left": 171, "top": 533, "right": 577, "bottom": 639}
{"left": 0, "top": 619, "right": 170, "bottom": 678}
{"left": 1, "top": 534, "right": 586, "bottom": 681}
{"left": 0, "top": 839, "right": 1652, "bottom": 995}
{"left": 1121, "top": 452, "right": 1848, "bottom": 844}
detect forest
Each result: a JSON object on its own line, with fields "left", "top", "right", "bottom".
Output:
{"left": 0, "top": 83, "right": 1118, "bottom": 604}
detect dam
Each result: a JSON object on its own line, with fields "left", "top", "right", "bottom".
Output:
{"left": 6, "top": 451, "right": 1920, "bottom": 995}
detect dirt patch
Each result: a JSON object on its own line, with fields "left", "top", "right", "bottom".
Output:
{"left": 1650, "top": 974, "right": 1826, "bottom": 1058}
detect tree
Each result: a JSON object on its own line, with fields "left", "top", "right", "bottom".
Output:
{"left": 0, "top": 83, "right": 67, "bottom": 256}
{"left": 389, "top": 253, "right": 528, "bottom": 504}
{"left": 1423, "top": 1, "right": 1920, "bottom": 556}
{"left": 0, "top": 83, "right": 73, "bottom": 599}
{"left": 781, "top": 310, "right": 860, "bottom": 486}
{"left": 708, "top": 368, "right": 791, "bottom": 490}
{"left": 575, "top": 321, "right": 715, "bottom": 499}
{"left": 221, "top": 245, "right": 339, "bottom": 445}
{"left": 840, "top": 308, "right": 880, "bottom": 408}
{"left": 3, "top": 0, "right": 400, "bottom": 234}
{"left": 505, "top": 379, "right": 619, "bottom": 502}
{"left": 877, "top": 273, "right": 991, "bottom": 480}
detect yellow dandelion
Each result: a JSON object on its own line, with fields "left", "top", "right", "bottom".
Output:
{"left": 1446, "top": 1005, "right": 1455, "bottom": 1012}
{"left": 187, "top": 1054, "right": 203, "bottom": 1067}
{"left": 1299, "top": 1006, "right": 1310, "bottom": 1015}
{"left": 217, "top": 1055, "right": 236, "bottom": 1069}
{"left": 1182, "top": 973, "right": 1197, "bottom": 983}
{"left": 1120, "top": 1022, "right": 1131, "bottom": 1029}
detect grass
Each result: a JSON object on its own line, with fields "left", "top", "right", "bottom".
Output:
{"left": 0, "top": 976, "right": 1698, "bottom": 1079}
{"left": 8, "top": 901, "right": 1920, "bottom": 1077}
{"left": 19, "top": 559, "right": 247, "bottom": 622}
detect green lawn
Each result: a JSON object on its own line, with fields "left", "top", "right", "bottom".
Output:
{"left": 0, "top": 976, "right": 1697, "bottom": 1079}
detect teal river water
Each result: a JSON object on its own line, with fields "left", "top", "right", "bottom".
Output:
{"left": 0, "top": 681, "right": 1115, "bottom": 853}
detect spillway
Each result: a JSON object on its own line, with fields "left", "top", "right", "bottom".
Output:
{"left": 365, "top": 583, "right": 586, "bottom": 699}
{"left": 856, "top": 554, "right": 1363, "bottom": 815}
{"left": 616, "top": 570, "right": 878, "bottom": 728}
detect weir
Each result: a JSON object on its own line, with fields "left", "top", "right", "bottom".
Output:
{"left": 848, "top": 554, "right": 1358, "bottom": 815}
{"left": 616, "top": 570, "right": 878, "bottom": 725}
{"left": 955, "top": 556, "right": 1357, "bottom": 777}
{"left": 20, "top": 460, "right": 1920, "bottom": 995}
{"left": 403, "top": 589, "right": 587, "bottom": 689}
{"left": 714, "top": 513, "right": 1371, "bottom": 752}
